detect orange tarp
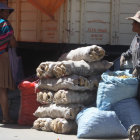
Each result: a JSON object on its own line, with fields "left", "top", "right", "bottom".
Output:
{"left": 27, "top": 0, "right": 65, "bottom": 19}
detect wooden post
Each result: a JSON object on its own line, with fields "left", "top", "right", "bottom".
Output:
{"left": 16, "top": 0, "right": 21, "bottom": 41}
{"left": 36, "top": 9, "right": 42, "bottom": 42}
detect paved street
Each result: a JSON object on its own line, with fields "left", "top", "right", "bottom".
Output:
{"left": 0, "top": 123, "right": 129, "bottom": 140}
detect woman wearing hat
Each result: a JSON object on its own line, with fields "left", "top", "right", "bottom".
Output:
{"left": 0, "top": 3, "right": 16, "bottom": 124}
{"left": 120, "top": 11, "right": 140, "bottom": 140}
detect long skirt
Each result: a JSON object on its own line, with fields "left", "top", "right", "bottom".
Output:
{"left": 0, "top": 52, "right": 15, "bottom": 90}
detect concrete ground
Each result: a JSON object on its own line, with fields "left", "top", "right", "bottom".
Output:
{"left": 0, "top": 123, "right": 128, "bottom": 140}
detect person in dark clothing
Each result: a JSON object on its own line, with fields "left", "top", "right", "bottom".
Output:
{"left": 120, "top": 11, "right": 140, "bottom": 140}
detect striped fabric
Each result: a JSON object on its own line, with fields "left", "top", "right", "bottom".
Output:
{"left": 0, "top": 19, "right": 13, "bottom": 55}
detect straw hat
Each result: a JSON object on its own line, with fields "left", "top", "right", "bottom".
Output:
{"left": 126, "top": 11, "right": 140, "bottom": 23}
{"left": 0, "top": 2, "right": 14, "bottom": 14}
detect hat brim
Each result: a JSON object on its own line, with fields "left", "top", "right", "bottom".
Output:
{"left": 9, "top": 9, "right": 14, "bottom": 14}
{"left": 0, "top": 3, "right": 14, "bottom": 15}
{"left": 126, "top": 17, "right": 140, "bottom": 23}
{"left": 2, "top": 8, "right": 14, "bottom": 15}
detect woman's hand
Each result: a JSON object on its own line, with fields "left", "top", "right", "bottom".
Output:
{"left": 10, "top": 35, "right": 17, "bottom": 48}
{"left": 132, "top": 68, "right": 138, "bottom": 77}
{"left": 120, "top": 55, "right": 125, "bottom": 67}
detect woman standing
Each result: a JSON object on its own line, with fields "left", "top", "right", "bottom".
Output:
{"left": 0, "top": 3, "right": 17, "bottom": 124}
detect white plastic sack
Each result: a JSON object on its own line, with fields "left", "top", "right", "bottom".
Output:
{"left": 33, "top": 118, "right": 52, "bottom": 131}
{"left": 37, "top": 91, "right": 54, "bottom": 104}
{"left": 53, "top": 60, "right": 113, "bottom": 78}
{"left": 36, "top": 61, "right": 58, "bottom": 78}
{"left": 36, "top": 75, "right": 100, "bottom": 91}
{"left": 34, "top": 104, "right": 83, "bottom": 120}
{"left": 50, "top": 118, "right": 77, "bottom": 134}
{"left": 58, "top": 45, "right": 105, "bottom": 62}
{"left": 54, "top": 90, "right": 97, "bottom": 105}
{"left": 33, "top": 118, "right": 77, "bottom": 134}
{"left": 36, "top": 60, "right": 113, "bottom": 78}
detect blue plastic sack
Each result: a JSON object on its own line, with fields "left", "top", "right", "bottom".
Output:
{"left": 76, "top": 107, "right": 127, "bottom": 138}
{"left": 96, "top": 70, "right": 138, "bottom": 110}
{"left": 112, "top": 98, "right": 140, "bottom": 130}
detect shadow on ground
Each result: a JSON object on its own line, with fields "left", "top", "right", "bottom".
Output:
{"left": 0, "top": 124, "right": 32, "bottom": 129}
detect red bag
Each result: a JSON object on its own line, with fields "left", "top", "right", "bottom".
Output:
{"left": 18, "top": 80, "right": 40, "bottom": 126}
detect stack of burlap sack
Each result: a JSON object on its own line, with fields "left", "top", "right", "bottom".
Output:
{"left": 33, "top": 45, "right": 113, "bottom": 134}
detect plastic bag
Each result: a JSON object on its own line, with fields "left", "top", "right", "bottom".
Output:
{"left": 8, "top": 47, "right": 24, "bottom": 86}
{"left": 112, "top": 98, "right": 140, "bottom": 130}
{"left": 76, "top": 107, "right": 127, "bottom": 138}
{"left": 96, "top": 70, "right": 138, "bottom": 110}
{"left": 18, "top": 80, "right": 40, "bottom": 125}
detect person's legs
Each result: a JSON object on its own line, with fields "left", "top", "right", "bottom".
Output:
{"left": 0, "top": 88, "right": 10, "bottom": 121}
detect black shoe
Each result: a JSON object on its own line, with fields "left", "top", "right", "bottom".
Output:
{"left": 128, "top": 124, "right": 140, "bottom": 140}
